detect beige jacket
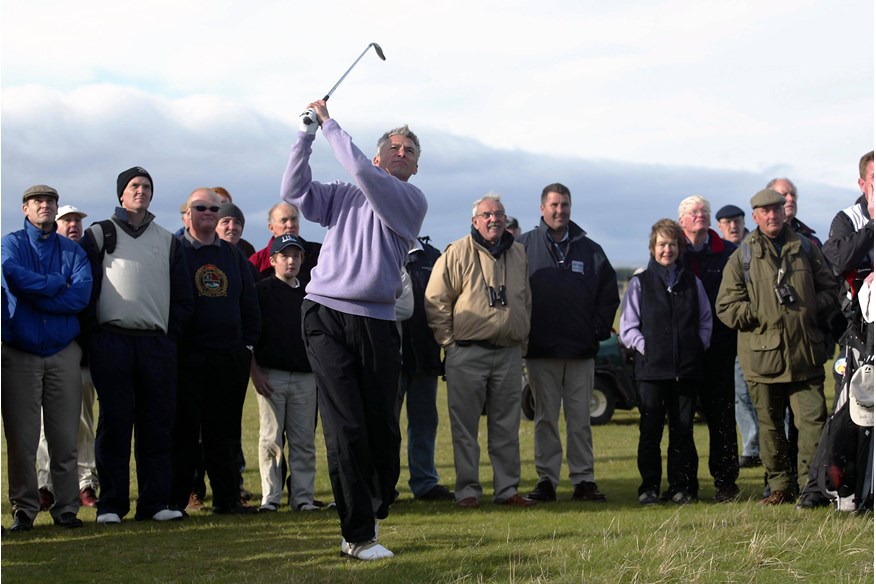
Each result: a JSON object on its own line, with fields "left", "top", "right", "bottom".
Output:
{"left": 425, "top": 235, "right": 531, "bottom": 352}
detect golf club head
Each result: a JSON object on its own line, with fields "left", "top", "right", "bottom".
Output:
{"left": 370, "top": 43, "right": 386, "bottom": 61}
{"left": 323, "top": 42, "right": 387, "bottom": 101}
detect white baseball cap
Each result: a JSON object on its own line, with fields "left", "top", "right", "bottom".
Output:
{"left": 56, "top": 205, "right": 88, "bottom": 221}
{"left": 849, "top": 363, "right": 874, "bottom": 427}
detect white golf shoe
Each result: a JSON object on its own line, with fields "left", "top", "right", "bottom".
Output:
{"left": 340, "top": 537, "right": 395, "bottom": 560}
{"left": 97, "top": 513, "right": 122, "bottom": 524}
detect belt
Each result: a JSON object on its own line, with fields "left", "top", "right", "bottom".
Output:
{"left": 455, "top": 340, "right": 503, "bottom": 350}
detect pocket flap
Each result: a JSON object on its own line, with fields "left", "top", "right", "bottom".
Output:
{"left": 750, "top": 330, "right": 781, "bottom": 351}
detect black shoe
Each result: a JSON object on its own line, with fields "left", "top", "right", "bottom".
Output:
{"left": 638, "top": 491, "right": 660, "bottom": 506}
{"left": 212, "top": 503, "right": 259, "bottom": 515}
{"left": 739, "top": 455, "right": 762, "bottom": 468}
{"left": 10, "top": 511, "right": 34, "bottom": 532}
{"left": 527, "top": 479, "right": 557, "bottom": 502}
{"left": 572, "top": 481, "right": 607, "bottom": 502}
{"left": 671, "top": 491, "right": 699, "bottom": 505}
{"left": 53, "top": 512, "right": 84, "bottom": 529}
{"left": 416, "top": 484, "right": 455, "bottom": 501}
{"left": 714, "top": 484, "right": 740, "bottom": 503}
{"left": 658, "top": 490, "right": 676, "bottom": 503}
{"left": 795, "top": 493, "right": 831, "bottom": 510}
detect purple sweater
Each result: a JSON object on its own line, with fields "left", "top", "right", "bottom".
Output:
{"left": 280, "top": 119, "right": 427, "bottom": 320}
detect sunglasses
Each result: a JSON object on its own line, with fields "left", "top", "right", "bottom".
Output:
{"left": 192, "top": 205, "right": 220, "bottom": 213}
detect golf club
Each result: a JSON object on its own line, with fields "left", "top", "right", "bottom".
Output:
{"left": 302, "top": 42, "right": 386, "bottom": 126}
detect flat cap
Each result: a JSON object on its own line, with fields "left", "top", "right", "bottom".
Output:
{"left": 715, "top": 204, "right": 745, "bottom": 220}
{"left": 750, "top": 189, "right": 785, "bottom": 209}
{"left": 22, "top": 185, "right": 59, "bottom": 203}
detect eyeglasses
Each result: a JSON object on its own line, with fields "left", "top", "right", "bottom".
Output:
{"left": 686, "top": 209, "right": 709, "bottom": 217}
{"left": 192, "top": 205, "right": 220, "bottom": 213}
{"left": 478, "top": 211, "right": 506, "bottom": 220}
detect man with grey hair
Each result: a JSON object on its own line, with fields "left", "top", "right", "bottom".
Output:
{"left": 767, "top": 177, "right": 822, "bottom": 248}
{"left": 249, "top": 201, "right": 320, "bottom": 284}
{"left": 677, "top": 195, "right": 740, "bottom": 502}
{"left": 281, "top": 99, "right": 427, "bottom": 560}
{"left": 425, "top": 193, "right": 535, "bottom": 510}
{"left": 717, "top": 189, "right": 837, "bottom": 505}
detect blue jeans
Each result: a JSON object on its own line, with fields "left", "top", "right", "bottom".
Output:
{"left": 734, "top": 358, "right": 760, "bottom": 457}
{"left": 397, "top": 369, "right": 441, "bottom": 497}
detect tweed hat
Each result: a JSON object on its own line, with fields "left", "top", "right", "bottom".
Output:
{"left": 22, "top": 185, "right": 59, "bottom": 203}
{"left": 750, "top": 189, "right": 785, "bottom": 209}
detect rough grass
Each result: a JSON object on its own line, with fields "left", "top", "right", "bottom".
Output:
{"left": 2, "top": 380, "right": 872, "bottom": 583}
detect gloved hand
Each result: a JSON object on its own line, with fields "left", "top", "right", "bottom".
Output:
{"left": 298, "top": 109, "right": 319, "bottom": 135}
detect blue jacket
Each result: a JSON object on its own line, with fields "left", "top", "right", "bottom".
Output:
{"left": 2, "top": 219, "right": 92, "bottom": 356}
{"left": 518, "top": 219, "right": 619, "bottom": 359}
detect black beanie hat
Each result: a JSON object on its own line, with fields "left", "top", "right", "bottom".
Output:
{"left": 116, "top": 166, "right": 153, "bottom": 201}
{"left": 218, "top": 202, "right": 245, "bottom": 227}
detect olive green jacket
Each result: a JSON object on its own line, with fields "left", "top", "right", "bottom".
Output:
{"left": 716, "top": 225, "right": 839, "bottom": 384}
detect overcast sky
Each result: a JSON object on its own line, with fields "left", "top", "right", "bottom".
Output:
{"left": 2, "top": 0, "right": 872, "bottom": 266}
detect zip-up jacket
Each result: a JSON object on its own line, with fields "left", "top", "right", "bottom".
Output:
{"left": 2, "top": 219, "right": 92, "bottom": 356}
{"left": 716, "top": 225, "right": 839, "bottom": 383}
{"left": 518, "top": 219, "right": 619, "bottom": 359}
{"left": 681, "top": 229, "right": 737, "bottom": 352}
{"left": 425, "top": 233, "right": 531, "bottom": 352}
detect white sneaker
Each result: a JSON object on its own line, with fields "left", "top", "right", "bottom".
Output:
{"left": 152, "top": 509, "right": 184, "bottom": 521}
{"left": 296, "top": 502, "right": 320, "bottom": 512}
{"left": 836, "top": 495, "right": 856, "bottom": 512}
{"left": 97, "top": 513, "right": 121, "bottom": 524}
{"left": 340, "top": 538, "right": 395, "bottom": 560}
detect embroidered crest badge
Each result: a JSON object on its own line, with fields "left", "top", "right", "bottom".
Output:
{"left": 195, "top": 263, "right": 228, "bottom": 297}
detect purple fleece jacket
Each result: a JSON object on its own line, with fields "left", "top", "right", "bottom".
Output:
{"left": 280, "top": 119, "right": 427, "bottom": 320}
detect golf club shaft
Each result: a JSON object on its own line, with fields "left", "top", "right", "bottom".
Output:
{"left": 323, "top": 43, "right": 384, "bottom": 101}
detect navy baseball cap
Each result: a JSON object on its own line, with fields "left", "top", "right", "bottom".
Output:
{"left": 270, "top": 234, "right": 305, "bottom": 255}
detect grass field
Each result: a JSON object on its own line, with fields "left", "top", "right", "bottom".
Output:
{"left": 1, "top": 377, "right": 873, "bottom": 583}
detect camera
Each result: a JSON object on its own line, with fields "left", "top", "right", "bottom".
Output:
{"left": 774, "top": 284, "right": 797, "bottom": 305}
{"left": 487, "top": 285, "right": 507, "bottom": 308}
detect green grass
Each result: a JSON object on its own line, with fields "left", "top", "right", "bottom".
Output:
{"left": 2, "top": 380, "right": 873, "bottom": 583}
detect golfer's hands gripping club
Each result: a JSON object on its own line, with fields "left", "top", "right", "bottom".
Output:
{"left": 298, "top": 100, "right": 330, "bottom": 135}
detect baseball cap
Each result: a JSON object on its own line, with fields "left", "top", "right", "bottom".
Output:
{"left": 270, "top": 234, "right": 305, "bottom": 255}
{"left": 715, "top": 205, "right": 745, "bottom": 220}
{"left": 22, "top": 185, "right": 59, "bottom": 203}
{"left": 56, "top": 205, "right": 87, "bottom": 221}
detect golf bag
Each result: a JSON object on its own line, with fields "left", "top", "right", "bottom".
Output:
{"left": 799, "top": 287, "right": 874, "bottom": 512}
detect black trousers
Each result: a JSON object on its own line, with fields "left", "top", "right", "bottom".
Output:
{"left": 172, "top": 348, "right": 251, "bottom": 509}
{"left": 302, "top": 300, "right": 401, "bottom": 544}
{"left": 637, "top": 379, "right": 698, "bottom": 496}
{"left": 697, "top": 348, "right": 740, "bottom": 490}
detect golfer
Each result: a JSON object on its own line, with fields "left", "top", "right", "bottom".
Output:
{"left": 280, "top": 99, "right": 427, "bottom": 560}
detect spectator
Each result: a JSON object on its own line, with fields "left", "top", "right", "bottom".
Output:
{"left": 505, "top": 216, "right": 522, "bottom": 238}
{"left": 620, "top": 219, "right": 712, "bottom": 506}
{"left": 81, "top": 166, "right": 192, "bottom": 524}
{"left": 518, "top": 183, "right": 619, "bottom": 503}
{"left": 2, "top": 185, "right": 92, "bottom": 531}
{"left": 798, "top": 149, "right": 874, "bottom": 510}
{"left": 281, "top": 99, "right": 427, "bottom": 560}
{"left": 35, "top": 204, "right": 100, "bottom": 510}
{"left": 715, "top": 204, "right": 760, "bottom": 469}
{"left": 216, "top": 201, "right": 257, "bottom": 260}
{"left": 425, "top": 193, "right": 535, "bottom": 510}
{"left": 677, "top": 195, "right": 740, "bottom": 502}
{"left": 396, "top": 236, "right": 454, "bottom": 501}
{"left": 251, "top": 234, "right": 322, "bottom": 513}
{"left": 767, "top": 177, "right": 823, "bottom": 247}
{"left": 716, "top": 189, "right": 838, "bottom": 504}
{"left": 249, "top": 202, "right": 320, "bottom": 284}
{"left": 172, "top": 188, "right": 261, "bottom": 515}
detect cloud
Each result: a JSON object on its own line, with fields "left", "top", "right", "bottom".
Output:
{"left": 2, "top": 84, "right": 855, "bottom": 267}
